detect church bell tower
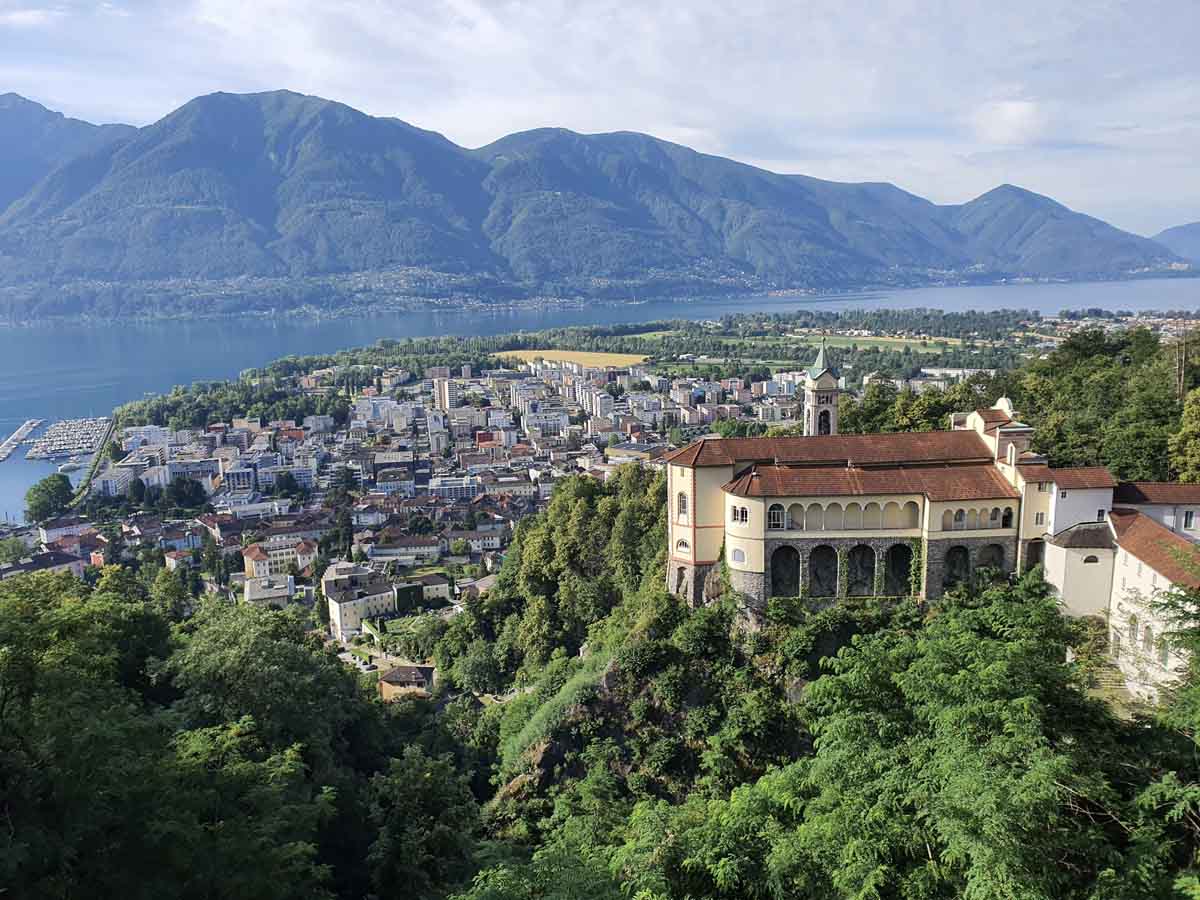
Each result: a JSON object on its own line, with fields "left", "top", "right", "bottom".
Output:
{"left": 803, "top": 338, "right": 839, "bottom": 437}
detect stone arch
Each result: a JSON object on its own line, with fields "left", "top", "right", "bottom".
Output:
{"left": 941, "top": 509, "right": 954, "bottom": 531}
{"left": 883, "top": 502, "right": 903, "bottom": 528}
{"left": 885, "top": 543, "right": 913, "bottom": 595}
{"left": 863, "top": 502, "right": 882, "bottom": 529}
{"left": 808, "top": 545, "right": 838, "bottom": 598}
{"left": 945, "top": 545, "right": 970, "bottom": 587}
{"left": 806, "top": 504, "right": 825, "bottom": 531}
{"left": 788, "top": 503, "right": 805, "bottom": 530}
{"left": 818, "top": 409, "right": 832, "bottom": 435}
{"left": 1026, "top": 539, "right": 1045, "bottom": 569}
{"left": 770, "top": 545, "right": 801, "bottom": 598}
{"left": 674, "top": 566, "right": 687, "bottom": 594}
{"left": 847, "top": 544, "right": 876, "bottom": 596}
{"left": 977, "top": 543, "right": 1005, "bottom": 570}
{"left": 825, "top": 503, "right": 844, "bottom": 530}
{"left": 965, "top": 509, "right": 979, "bottom": 530}
{"left": 903, "top": 501, "right": 920, "bottom": 528}
{"left": 844, "top": 502, "right": 863, "bottom": 530}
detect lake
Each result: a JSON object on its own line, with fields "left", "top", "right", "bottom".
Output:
{"left": 1, "top": 277, "right": 1198, "bottom": 522}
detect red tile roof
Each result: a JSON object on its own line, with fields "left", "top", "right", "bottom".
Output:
{"left": 665, "top": 431, "right": 992, "bottom": 469}
{"left": 1114, "top": 482, "right": 1200, "bottom": 505}
{"left": 723, "top": 462, "right": 1020, "bottom": 502}
{"left": 1109, "top": 508, "right": 1200, "bottom": 589}
{"left": 1017, "top": 464, "right": 1116, "bottom": 489}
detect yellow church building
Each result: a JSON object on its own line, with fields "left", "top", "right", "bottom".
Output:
{"left": 664, "top": 353, "right": 1115, "bottom": 607}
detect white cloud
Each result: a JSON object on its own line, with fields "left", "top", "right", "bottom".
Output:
{"left": 969, "top": 100, "right": 1046, "bottom": 146}
{"left": 0, "top": 0, "right": 1198, "bottom": 233}
{"left": 0, "top": 6, "right": 63, "bottom": 27}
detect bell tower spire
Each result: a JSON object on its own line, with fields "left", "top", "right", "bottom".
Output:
{"left": 804, "top": 337, "right": 839, "bottom": 436}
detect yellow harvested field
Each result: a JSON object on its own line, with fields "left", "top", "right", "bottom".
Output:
{"left": 503, "top": 349, "right": 647, "bottom": 367}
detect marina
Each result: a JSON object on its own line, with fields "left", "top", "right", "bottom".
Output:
{"left": 26, "top": 417, "right": 110, "bottom": 460}
{"left": 0, "top": 419, "right": 43, "bottom": 462}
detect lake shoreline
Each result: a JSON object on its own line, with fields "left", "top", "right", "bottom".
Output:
{"left": 2, "top": 271, "right": 1196, "bottom": 330}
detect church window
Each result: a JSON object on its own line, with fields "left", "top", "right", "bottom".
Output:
{"left": 768, "top": 504, "right": 785, "bottom": 529}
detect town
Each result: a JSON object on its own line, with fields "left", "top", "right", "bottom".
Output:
{"left": 2, "top": 307, "right": 1199, "bottom": 708}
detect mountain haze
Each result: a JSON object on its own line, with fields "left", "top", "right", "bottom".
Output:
{"left": 1154, "top": 222, "right": 1200, "bottom": 263}
{"left": 0, "top": 90, "right": 1187, "bottom": 318}
{"left": 0, "top": 93, "right": 134, "bottom": 215}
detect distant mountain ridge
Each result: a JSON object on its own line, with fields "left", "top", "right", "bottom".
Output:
{"left": 0, "top": 89, "right": 1188, "bottom": 319}
{"left": 0, "top": 93, "right": 134, "bottom": 216}
{"left": 1154, "top": 223, "right": 1200, "bottom": 263}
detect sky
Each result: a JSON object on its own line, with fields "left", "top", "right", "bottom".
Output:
{"left": 0, "top": 0, "right": 1197, "bottom": 236}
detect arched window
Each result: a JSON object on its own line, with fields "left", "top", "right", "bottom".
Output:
{"left": 1083, "top": 555, "right": 1100, "bottom": 564}
{"left": 953, "top": 509, "right": 966, "bottom": 530}
{"left": 677, "top": 492, "right": 688, "bottom": 518}
{"left": 731, "top": 548, "right": 746, "bottom": 563}
{"left": 989, "top": 507, "right": 1001, "bottom": 525}
{"left": 1001, "top": 507, "right": 1014, "bottom": 529}
{"left": 768, "top": 504, "right": 785, "bottom": 529}
{"left": 1128, "top": 615, "right": 1139, "bottom": 644}
{"left": 740, "top": 507, "right": 749, "bottom": 524}
{"left": 730, "top": 505, "right": 737, "bottom": 523}
{"left": 1143, "top": 625, "right": 1154, "bottom": 654}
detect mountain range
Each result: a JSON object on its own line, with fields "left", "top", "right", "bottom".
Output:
{"left": 0, "top": 89, "right": 1191, "bottom": 319}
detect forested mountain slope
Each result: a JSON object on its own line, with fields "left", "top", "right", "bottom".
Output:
{"left": 0, "top": 90, "right": 1185, "bottom": 318}
{"left": 0, "top": 92, "right": 133, "bottom": 215}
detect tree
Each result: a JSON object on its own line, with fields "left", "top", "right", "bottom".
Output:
{"left": 167, "top": 476, "right": 207, "bottom": 509}
{"left": 25, "top": 472, "right": 73, "bottom": 522}
{"left": 100, "top": 523, "right": 125, "bottom": 565}
{"left": 127, "top": 475, "right": 147, "bottom": 505}
{"left": 451, "top": 538, "right": 471, "bottom": 556}
{"left": 1171, "top": 387, "right": 1200, "bottom": 482}
{"left": 151, "top": 566, "right": 191, "bottom": 620}
{"left": 366, "top": 746, "right": 479, "bottom": 899}
{"left": 0, "top": 535, "right": 29, "bottom": 564}
{"left": 273, "top": 471, "right": 303, "bottom": 498}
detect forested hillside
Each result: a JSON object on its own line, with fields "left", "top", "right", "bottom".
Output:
{"left": 7, "top": 456, "right": 1200, "bottom": 898}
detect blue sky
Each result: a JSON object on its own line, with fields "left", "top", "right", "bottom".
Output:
{"left": 1, "top": 0, "right": 1197, "bottom": 235}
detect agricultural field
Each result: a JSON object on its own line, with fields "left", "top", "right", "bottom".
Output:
{"left": 503, "top": 349, "right": 648, "bottom": 367}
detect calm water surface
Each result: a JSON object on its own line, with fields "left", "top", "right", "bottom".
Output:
{"left": 1, "top": 278, "right": 1197, "bottom": 522}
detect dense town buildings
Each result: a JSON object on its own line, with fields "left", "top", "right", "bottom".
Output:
{"left": 12, "top": 325, "right": 1199, "bottom": 707}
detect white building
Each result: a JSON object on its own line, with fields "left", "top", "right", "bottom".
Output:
{"left": 323, "top": 561, "right": 397, "bottom": 642}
